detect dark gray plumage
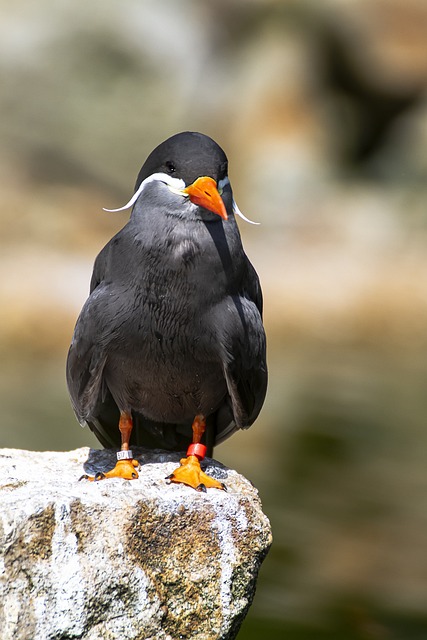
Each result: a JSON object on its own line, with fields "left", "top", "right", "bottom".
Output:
{"left": 66, "top": 132, "right": 267, "bottom": 456}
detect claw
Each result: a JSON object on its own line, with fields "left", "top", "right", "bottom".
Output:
{"left": 196, "top": 483, "right": 207, "bottom": 493}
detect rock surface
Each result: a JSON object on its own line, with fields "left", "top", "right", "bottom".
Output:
{"left": 0, "top": 447, "right": 272, "bottom": 640}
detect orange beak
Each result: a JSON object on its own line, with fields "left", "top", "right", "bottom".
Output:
{"left": 183, "top": 176, "right": 228, "bottom": 220}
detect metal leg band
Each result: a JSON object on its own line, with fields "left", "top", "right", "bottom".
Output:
{"left": 117, "top": 450, "right": 134, "bottom": 460}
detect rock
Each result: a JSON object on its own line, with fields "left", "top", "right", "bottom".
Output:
{"left": 0, "top": 447, "right": 272, "bottom": 640}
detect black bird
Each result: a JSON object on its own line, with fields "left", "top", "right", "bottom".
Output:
{"left": 66, "top": 132, "right": 267, "bottom": 490}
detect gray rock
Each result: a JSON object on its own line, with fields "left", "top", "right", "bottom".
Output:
{"left": 0, "top": 447, "right": 272, "bottom": 640}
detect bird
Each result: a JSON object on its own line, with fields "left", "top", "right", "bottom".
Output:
{"left": 66, "top": 131, "right": 267, "bottom": 491}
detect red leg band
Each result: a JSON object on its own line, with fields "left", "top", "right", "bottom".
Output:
{"left": 187, "top": 443, "right": 207, "bottom": 460}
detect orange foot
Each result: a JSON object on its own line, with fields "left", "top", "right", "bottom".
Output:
{"left": 167, "top": 455, "right": 226, "bottom": 492}
{"left": 80, "top": 458, "right": 139, "bottom": 482}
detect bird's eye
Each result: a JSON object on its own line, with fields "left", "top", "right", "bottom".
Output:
{"left": 165, "top": 161, "right": 176, "bottom": 174}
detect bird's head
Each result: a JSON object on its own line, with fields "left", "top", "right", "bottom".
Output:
{"left": 104, "top": 132, "right": 258, "bottom": 225}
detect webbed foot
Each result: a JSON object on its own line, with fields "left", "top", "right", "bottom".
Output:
{"left": 80, "top": 458, "right": 139, "bottom": 482}
{"left": 166, "top": 455, "right": 226, "bottom": 491}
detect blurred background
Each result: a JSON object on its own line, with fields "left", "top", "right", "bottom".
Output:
{"left": 1, "top": 0, "right": 427, "bottom": 637}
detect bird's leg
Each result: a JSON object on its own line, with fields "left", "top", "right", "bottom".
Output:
{"left": 166, "top": 414, "right": 225, "bottom": 491}
{"left": 80, "top": 411, "right": 139, "bottom": 481}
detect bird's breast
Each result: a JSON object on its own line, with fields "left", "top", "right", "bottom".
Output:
{"left": 104, "top": 332, "right": 226, "bottom": 423}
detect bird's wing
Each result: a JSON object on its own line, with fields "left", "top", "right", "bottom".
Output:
{"left": 242, "top": 254, "right": 263, "bottom": 316}
{"left": 67, "top": 238, "right": 113, "bottom": 426}
{"left": 66, "top": 297, "right": 108, "bottom": 427}
{"left": 67, "top": 234, "right": 136, "bottom": 448}
{"left": 214, "top": 258, "right": 267, "bottom": 438}
{"left": 89, "top": 242, "right": 110, "bottom": 293}
{"left": 222, "top": 298, "right": 267, "bottom": 429}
